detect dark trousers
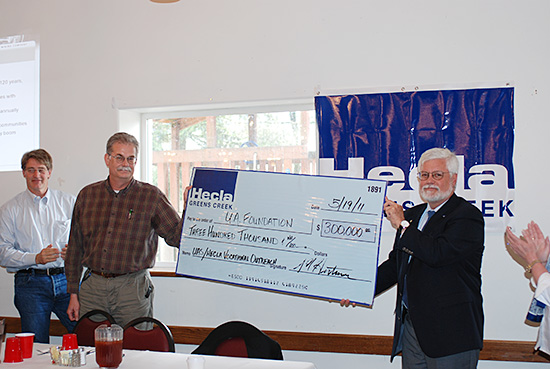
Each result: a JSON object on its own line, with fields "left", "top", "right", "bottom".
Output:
{"left": 401, "top": 313, "right": 479, "bottom": 369}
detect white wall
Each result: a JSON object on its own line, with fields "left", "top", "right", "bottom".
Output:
{"left": 1, "top": 0, "right": 550, "bottom": 368}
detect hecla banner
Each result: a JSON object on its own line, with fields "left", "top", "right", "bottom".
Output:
{"left": 315, "top": 87, "right": 515, "bottom": 232}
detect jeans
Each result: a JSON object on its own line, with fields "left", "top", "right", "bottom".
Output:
{"left": 14, "top": 272, "right": 76, "bottom": 343}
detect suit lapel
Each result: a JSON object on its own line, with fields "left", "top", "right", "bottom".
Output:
{"left": 405, "top": 203, "right": 427, "bottom": 230}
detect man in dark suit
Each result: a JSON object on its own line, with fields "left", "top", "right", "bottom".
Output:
{"left": 343, "top": 147, "right": 484, "bottom": 368}
{"left": 380, "top": 147, "right": 484, "bottom": 368}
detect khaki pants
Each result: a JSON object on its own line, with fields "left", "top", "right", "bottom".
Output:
{"left": 79, "top": 269, "right": 154, "bottom": 328}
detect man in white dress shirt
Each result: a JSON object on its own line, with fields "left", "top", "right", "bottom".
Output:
{"left": 0, "top": 149, "right": 76, "bottom": 343}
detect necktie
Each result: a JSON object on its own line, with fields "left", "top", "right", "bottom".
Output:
{"left": 424, "top": 210, "right": 435, "bottom": 229}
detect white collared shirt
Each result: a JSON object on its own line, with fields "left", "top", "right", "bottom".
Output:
{"left": 534, "top": 272, "right": 550, "bottom": 355}
{"left": 417, "top": 200, "right": 447, "bottom": 230}
{"left": 0, "top": 188, "right": 75, "bottom": 272}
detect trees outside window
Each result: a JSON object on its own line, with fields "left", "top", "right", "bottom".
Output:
{"left": 147, "top": 109, "right": 318, "bottom": 264}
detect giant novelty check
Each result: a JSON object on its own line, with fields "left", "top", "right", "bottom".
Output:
{"left": 176, "top": 168, "right": 387, "bottom": 307}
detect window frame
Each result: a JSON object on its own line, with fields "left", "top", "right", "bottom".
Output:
{"left": 133, "top": 99, "right": 317, "bottom": 271}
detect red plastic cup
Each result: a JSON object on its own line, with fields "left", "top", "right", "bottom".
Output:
{"left": 3, "top": 337, "right": 23, "bottom": 363}
{"left": 15, "top": 332, "right": 35, "bottom": 359}
{"left": 62, "top": 333, "right": 79, "bottom": 350}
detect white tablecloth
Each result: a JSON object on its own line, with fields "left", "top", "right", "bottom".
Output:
{"left": 2, "top": 343, "right": 317, "bottom": 369}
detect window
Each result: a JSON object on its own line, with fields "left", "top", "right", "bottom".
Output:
{"left": 141, "top": 102, "right": 318, "bottom": 266}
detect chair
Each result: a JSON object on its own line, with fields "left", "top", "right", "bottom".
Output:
{"left": 72, "top": 309, "right": 116, "bottom": 347}
{"left": 123, "top": 317, "right": 175, "bottom": 352}
{"left": 192, "top": 321, "right": 283, "bottom": 360}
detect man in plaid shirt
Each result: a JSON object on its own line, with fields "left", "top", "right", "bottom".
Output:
{"left": 65, "top": 132, "right": 183, "bottom": 327}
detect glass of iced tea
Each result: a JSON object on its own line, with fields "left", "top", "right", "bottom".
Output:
{"left": 94, "top": 324, "right": 123, "bottom": 368}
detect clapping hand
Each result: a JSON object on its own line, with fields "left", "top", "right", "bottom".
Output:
{"left": 506, "top": 221, "right": 550, "bottom": 265}
{"left": 35, "top": 245, "right": 60, "bottom": 264}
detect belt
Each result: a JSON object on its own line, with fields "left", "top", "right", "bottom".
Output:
{"left": 91, "top": 270, "right": 129, "bottom": 278}
{"left": 17, "top": 267, "right": 65, "bottom": 276}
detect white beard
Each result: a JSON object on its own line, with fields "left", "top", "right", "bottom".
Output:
{"left": 420, "top": 184, "right": 454, "bottom": 204}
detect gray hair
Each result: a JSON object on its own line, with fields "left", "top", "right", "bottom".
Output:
{"left": 106, "top": 132, "right": 139, "bottom": 155}
{"left": 418, "top": 147, "right": 459, "bottom": 174}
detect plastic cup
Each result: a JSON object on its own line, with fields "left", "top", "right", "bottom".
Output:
{"left": 3, "top": 337, "right": 23, "bottom": 363}
{"left": 62, "top": 333, "right": 79, "bottom": 350}
{"left": 15, "top": 333, "right": 34, "bottom": 359}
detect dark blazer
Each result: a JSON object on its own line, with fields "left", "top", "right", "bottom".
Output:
{"left": 375, "top": 193, "right": 484, "bottom": 360}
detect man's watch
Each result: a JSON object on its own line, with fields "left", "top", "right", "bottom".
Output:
{"left": 400, "top": 220, "right": 410, "bottom": 230}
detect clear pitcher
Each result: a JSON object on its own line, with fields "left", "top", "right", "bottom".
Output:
{"left": 94, "top": 324, "right": 123, "bottom": 368}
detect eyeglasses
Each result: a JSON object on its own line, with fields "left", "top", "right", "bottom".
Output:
{"left": 25, "top": 168, "right": 49, "bottom": 175}
{"left": 417, "top": 171, "right": 450, "bottom": 181}
{"left": 109, "top": 154, "right": 137, "bottom": 165}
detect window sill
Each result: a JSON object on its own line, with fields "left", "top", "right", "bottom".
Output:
{"left": 150, "top": 270, "right": 178, "bottom": 277}
{"left": 151, "top": 261, "right": 178, "bottom": 277}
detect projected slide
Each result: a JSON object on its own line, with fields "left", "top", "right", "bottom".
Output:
{"left": 0, "top": 41, "right": 39, "bottom": 172}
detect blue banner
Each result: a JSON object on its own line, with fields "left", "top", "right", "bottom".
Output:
{"left": 315, "top": 87, "right": 515, "bottom": 231}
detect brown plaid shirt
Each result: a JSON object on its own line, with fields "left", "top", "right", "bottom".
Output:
{"left": 65, "top": 177, "right": 182, "bottom": 293}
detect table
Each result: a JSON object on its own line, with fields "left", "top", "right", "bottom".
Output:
{"left": 2, "top": 343, "right": 317, "bottom": 369}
